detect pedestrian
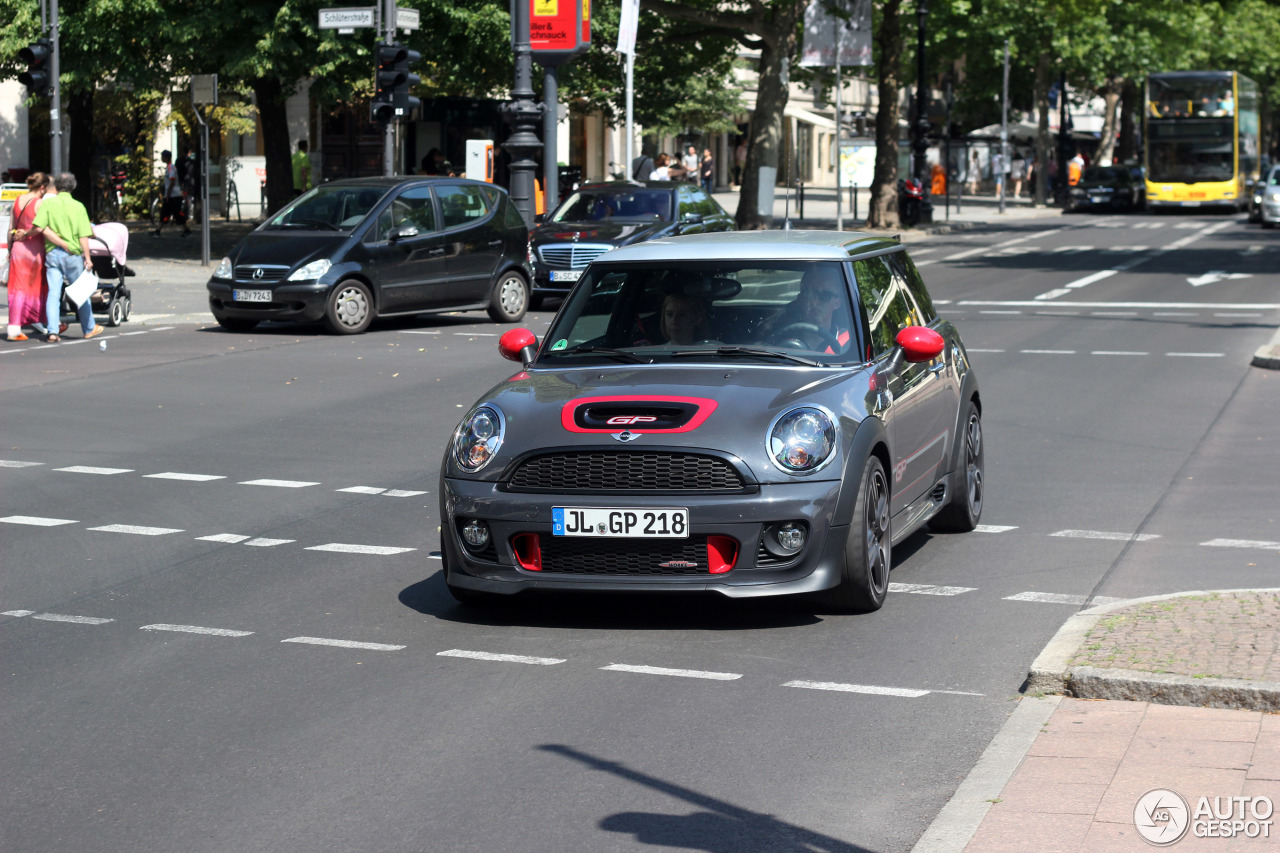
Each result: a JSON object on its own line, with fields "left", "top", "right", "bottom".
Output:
{"left": 1068, "top": 151, "right": 1085, "bottom": 186}
{"left": 153, "top": 150, "right": 190, "bottom": 237}
{"left": 5, "top": 172, "right": 54, "bottom": 341}
{"left": 700, "top": 148, "right": 715, "bottom": 195}
{"left": 292, "top": 139, "right": 313, "bottom": 196}
{"left": 649, "top": 153, "right": 673, "bottom": 180}
{"left": 1011, "top": 151, "right": 1027, "bottom": 199}
{"left": 681, "top": 144, "right": 699, "bottom": 176}
{"left": 631, "top": 152, "right": 655, "bottom": 182}
{"left": 29, "top": 172, "right": 101, "bottom": 342}
{"left": 966, "top": 150, "right": 981, "bottom": 195}
{"left": 992, "top": 152, "right": 1005, "bottom": 197}
{"left": 733, "top": 139, "right": 747, "bottom": 187}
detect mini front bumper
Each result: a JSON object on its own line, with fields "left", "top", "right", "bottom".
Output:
{"left": 207, "top": 280, "right": 331, "bottom": 323}
{"left": 440, "top": 475, "right": 849, "bottom": 598}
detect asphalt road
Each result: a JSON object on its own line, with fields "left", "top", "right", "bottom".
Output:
{"left": 2, "top": 211, "right": 1277, "bottom": 853}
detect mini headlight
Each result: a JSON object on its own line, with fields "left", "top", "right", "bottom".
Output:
{"left": 213, "top": 257, "right": 233, "bottom": 279}
{"left": 768, "top": 407, "right": 837, "bottom": 474}
{"left": 288, "top": 259, "right": 332, "bottom": 281}
{"left": 454, "top": 406, "right": 504, "bottom": 471}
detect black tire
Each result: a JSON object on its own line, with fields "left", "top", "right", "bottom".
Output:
{"left": 107, "top": 298, "right": 125, "bottom": 327}
{"left": 487, "top": 270, "right": 529, "bottom": 323}
{"left": 215, "top": 315, "right": 259, "bottom": 332}
{"left": 930, "top": 401, "right": 985, "bottom": 533}
{"left": 121, "top": 296, "right": 131, "bottom": 322}
{"left": 323, "top": 279, "right": 375, "bottom": 334}
{"left": 821, "top": 455, "right": 892, "bottom": 613}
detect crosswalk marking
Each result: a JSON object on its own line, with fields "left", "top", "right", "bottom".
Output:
{"left": 88, "top": 524, "right": 184, "bottom": 536}
{"left": 55, "top": 466, "right": 134, "bottom": 475}
{"left": 601, "top": 664, "right": 742, "bottom": 681}
{"left": 1050, "top": 529, "right": 1159, "bottom": 542}
{"left": 888, "top": 583, "right": 976, "bottom": 596}
{"left": 1201, "top": 538, "right": 1280, "bottom": 551}
{"left": 282, "top": 637, "right": 406, "bottom": 651}
{"left": 438, "top": 649, "right": 566, "bottom": 665}
{"left": 141, "top": 624, "right": 254, "bottom": 637}
{"left": 305, "top": 543, "right": 416, "bottom": 555}
{"left": 784, "top": 681, "right": 931, "bottom": 698}
{"left": 1, "top": 515, "right": 78, "bottom": 526}
{"left": 238, "top": 478, "right": 320, "bottom": 488}
{"left": 0, "top": 460, "right": 43, "bottom": 468}
{"left": 145, "top": 472, "right": 226, "bottom": 482}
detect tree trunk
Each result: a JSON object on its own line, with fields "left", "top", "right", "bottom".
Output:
{"left": 733, "top": 24, "right": 800, "bottom": 229}
{"left": 252, "top": 76, "right": 294, "bottom": 217}
{"left": 868, "top": 0, "right": 903, "bottom": 228}
{"left": 1117, "top": 78, "right": 1138, "bottom": 164}
{"left": 1095, "top": 76, "right": 1123, "bottom": 166}
{"left": 1034, "top": 53, "right": 1052, "bottom": 207}
{"left": 68, "top": 88, "right": 94, "bottom": 208}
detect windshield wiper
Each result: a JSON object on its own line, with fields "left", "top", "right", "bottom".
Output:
{"left": 670, "top": 346, "right": 824, "bottom": 367}
{"left": 558, "top": 345, "right": 653, "bottom": 364}
{"left": 287, "top": 219, "right": 341, "bottom": 231}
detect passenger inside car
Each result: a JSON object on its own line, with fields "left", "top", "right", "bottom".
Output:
{"left": 659, "top": 292, "right": 708, "bottom": 345}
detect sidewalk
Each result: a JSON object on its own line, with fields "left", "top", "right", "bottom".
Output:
{"left": 915, "top": 589, "right": 1280, "bottom": 852}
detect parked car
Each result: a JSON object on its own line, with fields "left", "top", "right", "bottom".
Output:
{"left": 1256, "top": 164, "right": 1280, "bottom": 229}
{"left": 207, "top": 177, "right": 531, "bottom": 334}
{"left": 1067, "top": 165, "right": 1146, "bottom": 212}
{"left": 526, "top": 180, "right": 734, "bottom": 308}
{"left": 439, "top": 231, "right": 984, "bottom": 613}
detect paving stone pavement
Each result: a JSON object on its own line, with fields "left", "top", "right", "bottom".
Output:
{"left": 915, "top": 592, "right": 1280, "bottom": 853}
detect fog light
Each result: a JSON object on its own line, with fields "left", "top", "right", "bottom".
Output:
{"left": 776, "top": 522, "right": 806, "bottom": 552}
{"left": 462, "top": 519, "right": 490, "bottom": 548}
{"left": 763, "top": 521, "right": 808, "bottom": 559}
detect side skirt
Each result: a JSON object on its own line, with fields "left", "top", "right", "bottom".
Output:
{"left": 890, "top": 477, "right": 948, "bottom": 546}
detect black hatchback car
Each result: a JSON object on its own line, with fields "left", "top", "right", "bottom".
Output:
{"left": 1067, "top": 165, "right": 1146, "bottom": 212}
{"left": 207, "top": 177, "right": 531, "bottom": 334}
{"left": 526, "top": 180, "right": 734, "bottom": 307}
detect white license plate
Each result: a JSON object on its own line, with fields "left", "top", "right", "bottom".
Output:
{"left": 553, "top": 507, "right": 688, "bottom": 538}
{"left": 233, "top": 289, "right": 271, "bottom": 302}
{"left": 550, "top": 269, "right": 583, "bottom": 282}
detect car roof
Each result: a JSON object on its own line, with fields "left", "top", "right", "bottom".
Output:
{"left": 595, "top": 230, "right": 903, "bottom": 263}
{"left": 319, "top": 176, "right": 500, "bottom": 190}
{"left": 575, "top": 181, "right": 682, "bottom": 192}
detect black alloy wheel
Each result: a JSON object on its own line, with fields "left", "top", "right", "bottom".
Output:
{"left": 822, "top": 455, "right": 892, "bottom": 613}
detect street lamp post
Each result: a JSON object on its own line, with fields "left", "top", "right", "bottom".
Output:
{"left": 501, "top": 0, "right": 545, "bottom": 228}
{"left": 912, "top": 0, "right": 933, "bottom": 223}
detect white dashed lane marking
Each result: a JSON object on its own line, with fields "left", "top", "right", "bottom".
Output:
{"left": 245, "top": 538, "right": 294, "bottom": 547}
{"left": 238, "top": 478, "right": 320, "bottom": 488}
{"left": 141, "top": 624, "right": 254, "bottom": 637}
{"left": 1050, "top": 529, "right": 1160, "bottom": 542}
{"left": 975, "top": 524, "right": 1018, "bottom": 533}
{"left": 438, "top": 649, "right": 566, "bottom": 665}
{"left": 88, "top": 524, "right": 185, "bottom": 536}
{"left": 305, "top": 543, "right": 417, "bottom": 555}
{"left": 888, "top": 583, "right": 976, "bottom": 596}
{"left": 55, "top": 466, "right": 133, "bottom": 475}
{"left": 196, "top": 533, "right": 251, "bottom": 543}
{"left": 1, "top": 515, "right": 78, "bottom": 526}
{"left": 338, "top": 486, "right": 387, "bottom": 495}
{"left": 601, "top": 664, "right": 743, "bottom": 681}
{"left": 282, "top": 636, "right": 406, "bottom": 651}
{"left": 783, "top": 681, "right": 932, "bottom": 698}
{"left": 1166, "top": 352, "right": 1224, "bottom": 358}
{"left": 28, "top": 612, "right": 115, "bottom": 625}
{"left": 1201, "top": 538, "right": 1280, "bottom": 551}
{"left": 145, "top": 472, "right": 226, "bottom": 482}
{"left": 1004, "top": 592, "right": 1124, "bottom": 606}
{"left": 0, "top": 460, "right": 43, "bottom": 468}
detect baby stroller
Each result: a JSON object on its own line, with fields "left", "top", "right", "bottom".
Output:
{"left": 62, "top": 222, "right": 135, "bottom": 326}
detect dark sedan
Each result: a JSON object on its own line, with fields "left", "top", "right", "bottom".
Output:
{"left": 207, "top": 177, "right": 531, "bottom": 334}
{"left": 1067, "top": 165, "right": 1146, "bottom": 212}
{"left": 440, "top": 232, "right": 984, "bottom": 613}
{"left": 526, "top": 180, "right": 734, "bottom": 308}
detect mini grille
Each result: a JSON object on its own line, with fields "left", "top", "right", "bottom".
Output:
{"left": 536, "top": 534, "right": 710, "bottom": 575}
{"left": 234, "top": 266, "right": 289, "bottom": 282}
{"left": 755, "top": 539, "right": 802, "bottom": 568}
{"left": 538, "top": 244, "right": 610, "bottom": 268}
{"left": 508, "top": 452, "right": 745, "bottom": 492}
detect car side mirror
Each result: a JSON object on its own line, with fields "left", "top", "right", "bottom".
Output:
{"left": 390, "top": 224, "right": 419, "bottom": 241}
{"left": 499, "top": 328, "right": 539, "bottom": 366}
{"left": 895, "top": 326, "right": 945, "bottom": 363}
{"left": 534, "top": 213, "right": 546, "bottom": 224}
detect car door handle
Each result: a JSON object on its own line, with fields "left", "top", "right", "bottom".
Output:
{"left": 487, "top": 240, "right": 503, "bottom": 248}
{"left": 428, "top": 247, "right": 445, "bottom": 257}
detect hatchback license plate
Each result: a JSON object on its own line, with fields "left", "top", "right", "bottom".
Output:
{"left": 233, "top": 289, "right": 271, "bottom": 302}
{"left": 550, "top": 269, "right": 583, "bottom": 282}
{"left": 553, "top": 507, "right": 688, "bottom": 538}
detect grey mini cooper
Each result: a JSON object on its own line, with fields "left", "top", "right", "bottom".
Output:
{"left": 439, "top": 231, "right": 984, "bottom": 612}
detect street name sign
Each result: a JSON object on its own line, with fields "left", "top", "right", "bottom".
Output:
{"left": 319, "top": 7, "right": 376, "bottom": 32}
{"left": 396, "top": 8, "right": 420, "bottom": 30}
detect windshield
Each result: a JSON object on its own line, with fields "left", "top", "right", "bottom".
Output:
{"left": 1083, "top": 167, "right": 1127, "bottom": 183}
{"left": 539, "top": 260, "right": 861, "bottom": 364}
{"left": 1148, "top": 136, "right": 1234, "bottom": 183}
{"left": 262, "top": 184, "right": 389, "bottom": 231}
{"left": 552, "top": 188, "right": 673, "bottom": 222}
{"left": 1148, "top": 75, "right": 1234, "bottom": 118}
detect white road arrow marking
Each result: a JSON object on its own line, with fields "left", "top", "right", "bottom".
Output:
{"left": 1188, "top": 271, "right": 1252, "bottom": 287}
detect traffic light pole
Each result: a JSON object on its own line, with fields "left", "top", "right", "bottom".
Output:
{"left": 49, "top": 0, "right": 62, "bottom": 174}
{"left": 382, "top": 0, "right": 395, "bottom": 176}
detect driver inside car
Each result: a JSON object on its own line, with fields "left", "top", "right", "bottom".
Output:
{"left": 659, "top": 292, "right": 708, "bottom": 345}
{"left": 769, "top": 265, "right": 855, "bottom": 355}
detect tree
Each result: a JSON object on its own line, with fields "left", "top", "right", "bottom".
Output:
{"left": 868, "top": 0, "right": 904, "bottom": 227}
{"left": 643, "top": 0, "right": 808, "bottom": 229}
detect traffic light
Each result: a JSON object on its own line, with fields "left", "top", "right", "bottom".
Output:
{"left": 18, "top": 39, "right": 52, "bottom": 97}
{"left": 372, "top": 42, "right": 419, "bottom": 124}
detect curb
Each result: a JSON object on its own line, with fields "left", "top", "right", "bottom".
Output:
{"left": 1025, "top": 587, "right": 1280, "bottom": 709}
{"left": 1252, "top": 326, "right": 1280, "bottom": 370}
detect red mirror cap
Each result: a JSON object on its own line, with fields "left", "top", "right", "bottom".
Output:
{"left": 499, "top": 328, "right": 538, "bottom": 362}
{"left": 896, "top": 326, "right": 945, "bottom": 362}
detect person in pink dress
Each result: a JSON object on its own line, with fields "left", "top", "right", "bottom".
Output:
{"left": 5, "top": 173, "right": 52, "bottom": 341}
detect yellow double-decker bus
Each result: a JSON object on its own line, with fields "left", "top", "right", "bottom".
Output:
{"left": 1145, "top": 70, "right": 1261, "bottom": 210}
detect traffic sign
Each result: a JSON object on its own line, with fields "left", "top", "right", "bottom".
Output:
{"left": 396, "top": 8, "right": 419, "bottom": 30}
{"left": 319, "top": 7, "right": 376, "bottom": 30}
